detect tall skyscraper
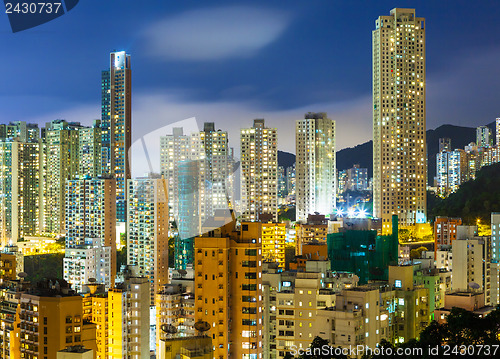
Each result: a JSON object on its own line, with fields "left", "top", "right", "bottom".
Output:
{"left": 64, "top": 177, "right": 117, "bottom": 289}
{"left": 496, "top": 118, "right": 500, "bottom": 147}
{"left": 200, "top": 122, "right": 234, "bottom": 214}
{"left": 41, "top": 120, "right": 81, "bottom": 234}
{"left": 127, "top": 174, "right": 169, "bottom": 304}
{"left": 78, "top": 120, "right": 102, "bottom": 178}
{"left": 296, "top": 113, "right": 336, "bottom": 222}
{"left": 101, "top": 51, "right": 131, "bottom": 222}
{"left": 491, "top": 213, "right": 500, "bottom": 305}
{"left": 194, "top": 217, "right": 263, "bottom": 359}
{"left": 0, "top": 121, "right": 39, "bottom": 142}
{"left": 476, "top": 125, "right": 491, "bottom": 148}
{"left": 160, "top": 127, "right": 195, "bottom": 221}
{"left": 373, "top": 8, "right": 427, "bottom": 232}
{"left": 240, "top": 119, "right": 278, "bottom": 222}
{"left": 160, "top": 123, "right": 234, "bottom": 269}
{"left": 0, "top": 128, "right": 40, "bottom": 245}
{"left": 438, "top": 137, "right": 451, "bottom": 153}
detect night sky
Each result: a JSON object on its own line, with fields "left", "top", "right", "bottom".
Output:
{"left": 1, "top": 0, "right": 500, "bottom": 158}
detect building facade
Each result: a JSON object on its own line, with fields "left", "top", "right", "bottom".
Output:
{"left": 295, "top": 113, "right": 336, "bottom": 222}
{"left": 194, "top": 219, "right": 263, "bottom": 359}
{"left": 373, "top": 8, "right": 427, "bottom": 232}
{"left": 240, "top": 119, "right": 278, "bottom": 222}
{"left": 101, "top": 51, "right": 132, "bottom": 222}
{"left": 127, "top": 175, "right": 169, "bottom": 304}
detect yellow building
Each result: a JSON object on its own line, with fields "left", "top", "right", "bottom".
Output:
{"left": 158, "top": 336, "right": 212, "bottom": 359}
{"left": 195, "top": 217, "right": 263, "bottom": 359}
{"left": 17, "top": 279, "right": 97, "bottom": 359}
{"left": 108, "top": 274, "right": 150, "bottom": 359}
{"left": 156, "top": 284, "right": 195, "bottom": 350}
{"left": 82, "top": 284, "right": 108, "bottom": 359}
{"left": 261, "top": 222, "right": 286, "bottom": 268}
{"left": 57, "top": 346, "right": 94, "bottom": 359}
{"left": 0, "top": 254, "right": 16, "bottom": 285}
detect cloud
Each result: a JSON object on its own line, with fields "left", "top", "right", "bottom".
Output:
{"left": 19, "top": 89, "right": 373, "bottom": 178}
{"left": 141, "top": 6, "right": 291, "bottom": 61}
{"left": 426, "top": 46, "right": 500, "bottom": 128}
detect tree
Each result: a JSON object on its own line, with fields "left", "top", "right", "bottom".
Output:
{"left": 410, "top": 246, "right": 428, "bottom": 259}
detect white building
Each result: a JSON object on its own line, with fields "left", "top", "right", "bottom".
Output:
{"left": 240, "top": 119, "right": 278, "bottom": 222}
{"left": 476, "top": 125, "right": 491, "bottom": 148}
{"left": 127, "top": 174, "right": 169, "bottom": 305}
{"left": 63, "top": 238, "right": 112, "bottom": 293}
{"left": 452, "top": 225, "right": 491, "bottom": 306}
{"left": 295, "top": 113, "right": 336, "bottom": 222}
{"left": 491, "top": 212, "right": 500, "bottom": 305}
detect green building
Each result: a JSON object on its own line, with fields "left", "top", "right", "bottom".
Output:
{"left": 327, "top": 215, "right": 398, "bottom": 284}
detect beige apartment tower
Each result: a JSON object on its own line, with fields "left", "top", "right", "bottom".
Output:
{"left": 240, "top": 119, "right": 278, "bottom": 222}
{"left": 295, "top": 112, "right": 336, "bottom": 222}
{"left": 373, "top": 8, "right": 427, "bottom": 233}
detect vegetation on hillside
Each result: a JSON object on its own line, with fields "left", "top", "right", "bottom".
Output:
{"left": 286, "top": 307, "right": 500, "bottom": 359}
{"left": 363, "top": 307, "right": 500, "bottom": 358}
{"left": 24, "top": 253, "right": 64, "bottom": 282}
{"left": 428, "top": 163, "right": 500, "bottom": 224}
{"left": 279, "top": 206, "right": 296, "bottom": 222}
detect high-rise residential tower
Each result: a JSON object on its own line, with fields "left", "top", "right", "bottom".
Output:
{"left": 476, "top": 125, "right": 491, "bottom": 148}
{"left": 496, "top": 118, "right": 500, "bottom": 147}
{"left": 0, "top": 122, "right": 41, "bottom": 245}
{"left": 127, "top": 174, "right": 169, "bottom": 304}
{"left": 78, "top": 120, "right": 102, "bottom": 178}
{"left": 194, "top": 217, "right": 263, "bottom": 359}
{"left": 240, "top": 119, "right": 278, "bottom": 222}
{"left": 296, "top": 112, "right": 336, "bottom": 222}
{"left": 373, "top": 8, "right": 427, "bottom": 233}
{"left": 101, "top": 51, "right": 131, "bottom": 222}
{"left": 64, "top": 177, "right": 117, "bottom": 290}
{"left": 160, "top": 123, "right": 234, "bottom": 268}
{"left": 41, "top": 120, "right": 81, "bottom": 234}
{"left": 200, "top": 122, "right": 234, "bottom": 214}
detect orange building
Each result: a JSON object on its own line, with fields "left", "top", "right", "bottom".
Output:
{"left": 295, "top": 214, "right": 328, "bottom": 255}
{"left": 195, "top": 215, "right": 262, "bottom": 359}
{"left": 434, "top": 217, "right": 462, "bottom": 251}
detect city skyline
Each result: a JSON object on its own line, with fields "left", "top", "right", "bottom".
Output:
{"left": 3, "top": 3, "right": 500, "bottom": 358}
{"left": 2, "top": 1, "right": 500, "bottom": 155}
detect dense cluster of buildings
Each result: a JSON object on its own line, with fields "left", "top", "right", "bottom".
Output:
{"left": 436, "top": 121, "right": 500, "bottom": 197}
{"left": 0, "top": 7, "right": 498, "bottom": 359}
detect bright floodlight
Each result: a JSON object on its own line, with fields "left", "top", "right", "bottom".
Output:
{"left": 347, "top": 208, "right": 355, "bottom": 218}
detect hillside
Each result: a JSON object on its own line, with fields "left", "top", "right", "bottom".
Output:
{"left": 279, "top": 122, "right": 495, "bottom": 183}
{"left": 428, "top": 162, "right": 500, "bottom": 224}
{"left": 277, "top": 150, "right": 295, "bottom": 169}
